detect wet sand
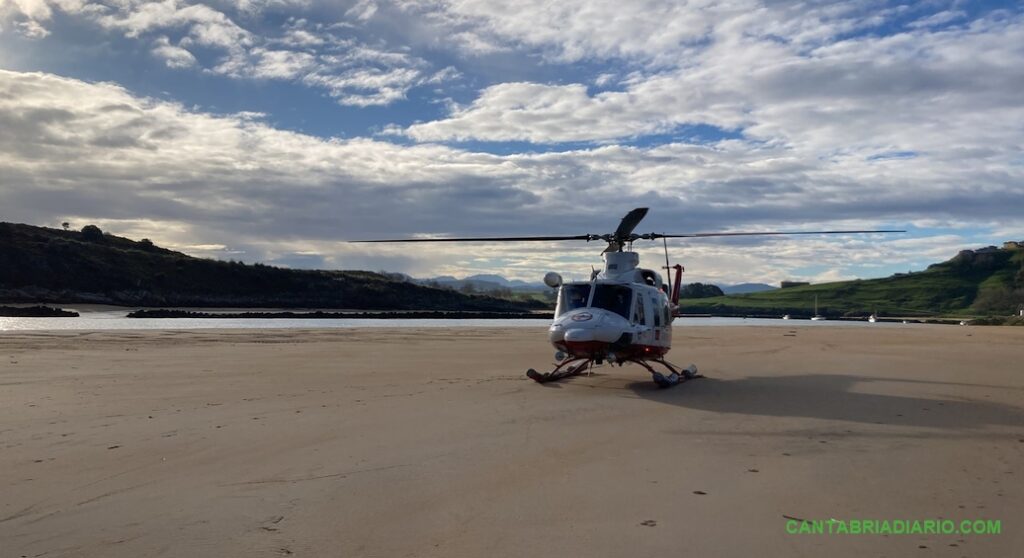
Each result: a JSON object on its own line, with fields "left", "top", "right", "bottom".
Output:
{"left": 2, "top": 326, "right": 1023, "bottom": 557}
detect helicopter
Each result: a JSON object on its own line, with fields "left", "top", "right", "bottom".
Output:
{"left": 353, "top": 208, "right": 902, "bottom": 387}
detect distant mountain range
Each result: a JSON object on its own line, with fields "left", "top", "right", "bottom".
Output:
{"left": 412, "top": 274, "right": 548, "bottom": 292}
{"left": 411, "top": 274, "right": 776, "bottom": 295}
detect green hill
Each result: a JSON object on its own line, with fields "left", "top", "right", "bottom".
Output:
{"left": 681, "top": 245, "right": 1024, "bottom": 318}
{"left": 0, "top": 222, "right": 543, "bottom": 311}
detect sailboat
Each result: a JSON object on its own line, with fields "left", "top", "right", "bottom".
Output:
{"left": 810, "top": 295, "right": 826, "bottom": 321}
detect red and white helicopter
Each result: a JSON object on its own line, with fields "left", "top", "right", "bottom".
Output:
{"left": 355, "top": 208, "right": 901, "bottom": 387}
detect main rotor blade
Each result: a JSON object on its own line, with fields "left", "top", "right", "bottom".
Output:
{"left": 651, "top": 229, "right": 905, "bottom": 239}
{"left": 614, "top": 207, "right": 649, "bottom": 240}
{"left": 350, "top": 228, "right": 904, "bottom": 243}
{"left": 350, "top": 234, "right": 592, "bottom": 243}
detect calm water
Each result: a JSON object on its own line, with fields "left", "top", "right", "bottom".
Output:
{"left": 0, "top": 310, "right": 926, "bottom": 331}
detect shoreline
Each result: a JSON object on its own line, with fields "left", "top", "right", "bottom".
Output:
{"left": 1, "top": 303, "right": 1014, "bottom": 325}
{"left": 125, "top": 309, "right": 555, "bottom": 319}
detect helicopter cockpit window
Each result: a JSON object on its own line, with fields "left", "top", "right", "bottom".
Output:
{"left": 556, "top": 284, "right": 592, "bottom": 316}
{"left": 591, "top": 285, "right": 633, "bottom": 320}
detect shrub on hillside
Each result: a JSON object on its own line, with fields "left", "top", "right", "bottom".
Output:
{"left": 81, "top": 225, "right": 103, "bottom": 241}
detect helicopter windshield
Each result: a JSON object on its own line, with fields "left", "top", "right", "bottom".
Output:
{"left": 591, "top": 284, "right": 633, "bottom": 319}
{"left": 556, "top": 284, "right": 591, "bottom": 316}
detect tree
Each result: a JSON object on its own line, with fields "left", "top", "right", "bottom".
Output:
{"left": 81, "top": 224, "right": 103, "bottom": 241}
{"left": 62, "top": 222, "right": 70, "bottom": 231}
{"left": 680, "top": 282, "right": 725, "bottom": 298}
{"left": 487, "top": 286, "right": 513, "bottom": 298}
{"left": 972, "top": 286, "right": 1024, "bottom": 314}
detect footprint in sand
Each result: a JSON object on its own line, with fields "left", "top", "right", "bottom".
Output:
{"left": 261, "top": 515, "right": 285, "bottom": 532}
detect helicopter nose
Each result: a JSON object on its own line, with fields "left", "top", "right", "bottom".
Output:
{"left": 557, "top": 313, "right": 626, "bottom": 356}
{"left": 563, "top": 327, "right": 615, "bottom": 343}
{"left": 563, "top": 327, "right": 611, "bottom": 356}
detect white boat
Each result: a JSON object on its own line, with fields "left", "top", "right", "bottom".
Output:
{"left": 810, "top": 295, "right": 826, "bottom": 321}
{"left": 868, "top": 313, "right": 877, "bottom": 323}
{"left": 782, "top": 314, "right": 791, "bottom": 320}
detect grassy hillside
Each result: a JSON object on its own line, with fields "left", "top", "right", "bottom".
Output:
{"left": 680, "top": 246, "right": 1024, "bottom": 318}
{"left": 0, "top": 222, "right": 543, "bottom": 311}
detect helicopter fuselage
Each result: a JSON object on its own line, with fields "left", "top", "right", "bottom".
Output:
{"left": 547, "top": 252, "right": 674, "bottom": 363}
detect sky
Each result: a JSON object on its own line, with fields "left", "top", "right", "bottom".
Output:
{"left": 1, "top": 0, "right": 1023, "bottom": 285}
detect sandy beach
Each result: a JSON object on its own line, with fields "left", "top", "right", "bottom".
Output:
{"left": 2, "top": 325, "right": 1023, "bottom": 557}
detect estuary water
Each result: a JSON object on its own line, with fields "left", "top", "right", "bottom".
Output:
{"left": 0, "top": 308, "right": 925, "bottom": 331}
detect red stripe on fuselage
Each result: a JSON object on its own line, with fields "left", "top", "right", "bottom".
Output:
{"left": 564, "top": 341, "right": 669, "bottom": 358}
{"left": 622, "top": 343, "right": 669, "bottom": 358}
{"left": 563, "top": 340, "right": 609, "bottom": 356}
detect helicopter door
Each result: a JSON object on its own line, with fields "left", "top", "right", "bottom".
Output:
{"left": 633, "top": 291, "right": 653, "bottom": 343}
{"left": 647, "top": 292, "right": 663, "bottom": 341}
{"left": 651, "top": 295, "right": 665, "bottom": 344}
{"left": 632, "top": 291, "right": 646, "bottom": 326}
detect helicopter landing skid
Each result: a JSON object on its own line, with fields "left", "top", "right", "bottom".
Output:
{"left": 526, "top": 357, "right": 700, "bottom": 387}
{"left": 626, "top": 358, "right": 701, "bottom": 388}
{"left": 526, "top": 358, "right": 592, "bottom": 383}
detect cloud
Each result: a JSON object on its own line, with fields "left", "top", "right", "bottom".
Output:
{"left": 404, "top": 82, "right": 674, "bottom": 143}
{"left": 3, "top": 3, "right": 1024, "bottom": 282}
{"left": 907, "top": 9, "right": 966, "bottom": 29}
{"left": 0, "top": 0, "right": 75, "bottom": 38}
{"left": 214, "top": 46, "right": 317, "bottom": 78}
{"left": 1, "top": 1, "right": 456, "bottom": 106}
{"left": 291, "top": 42, "right": 452, "bottom": 106}
{"left": 403, "top": 9, "right": 1024, "bottom": 150}
{"left": 152, "top": 35, "right": 198, "bottom": 68}
{"left": 395, "top": 0, "right": 722, "bottom": 64}
{"left": 3, "top": 68, "right": 1023, "bottom": 283}
{"left": 302, "top": 65, "right": 422, "bottom": 106}
{"left": 1, "top": 0, "right": 54, "bottom": 26}
{"left": 0, "top": 69, "right": 526, "bottom": 242}
{"left": 277, "top": 21, "right": 326, "bottom": 47}
{"left": 344, "top": 0, "right": 376, "bottom": 22}
{"left": 14, "top": 18, "right": 49, "bottom": 37}
{"left": 95, "top": 1, "right": 255, "bottom": 48}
